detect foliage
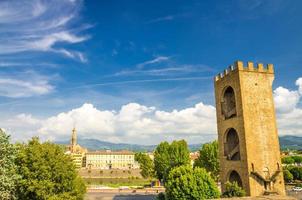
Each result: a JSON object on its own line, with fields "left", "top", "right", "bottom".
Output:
{"left": 283, "top": 170, "right": 293, "bottom": 183}
{"left": 15, "top": 137, "right": 86, "bottom": 200}
{"left": 292, "top": 156, "right": 302, "bottom": 164}
{"left": 156, "top": 192, "right": 166, "bottom": 200}
{"left": 165, "top": 165, "right": 220, "bottom": 200}
{"left": 0, "top": 129, "right": 19, "bottom": 200}
{"left": 222, "top": 181, "right": 246, "bottom": 198}
{"left": 296, "top": 183, "right": 302, "bottom": 187}
{"left": 154, "top": 140, "right": 190, "bottom": 181}
{"left": 154, "top": 141, "right": 172, "bottom": 181}
{"left": 194, "top": 140, "right": 219, "bottom": 181}
{"left": 282, "top": 156, "right": 295, "bottom": 164}
{"left": 169, "top": 140, "right": 190, "bottom": 168}
{"left": 289, "top": 167, "right": 302, "bottom": 180}
{"left": 134, "top": 152, "right": 155, "bottom": 179}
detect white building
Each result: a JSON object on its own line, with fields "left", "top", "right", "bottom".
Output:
{"left": 86, "top": 150, "right": 139, "bottom": 169}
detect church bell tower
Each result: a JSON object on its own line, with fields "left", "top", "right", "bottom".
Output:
{"left": 71, "top": 127, "right": 77, "bottom": 153}
{"left": 214, "top": 61, "right": 285, "bottom": 196}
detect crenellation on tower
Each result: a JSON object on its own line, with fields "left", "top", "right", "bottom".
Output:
{"left": 214, "top": 61, "right": 274, "bottom": 82}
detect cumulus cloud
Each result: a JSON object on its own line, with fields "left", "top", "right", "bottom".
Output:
{"left": 273, "top": 87, "right": 299, "bottom": 113}
{"left": 1, "top": 102, "right": 217, "bottom": 144}
{"left": 0, "top": 0, "right": 89, "bottom": 62}
{"left": 2, "top": 77, "right": 302, "bottom": 144}
{"left": 274, "top": 77, "right": 302, "bottom": 136}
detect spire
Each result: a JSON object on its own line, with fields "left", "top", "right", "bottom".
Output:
{"left": 71, "top": 127, "right": 77, "bottom": 147}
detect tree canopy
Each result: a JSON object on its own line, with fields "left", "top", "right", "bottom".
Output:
{"left": 0, "top": 129, "right": 19, "bottom": 200}
{"left": 154, "top": 140, "right": 190, "bottom": 181}
{"left": 15, "top": 137, "right": 86, "bottom": 200}
{"left": 194, "top": 140, "right": 219, "bottom": 181}
{"left": 134, "top": 152, "right": 155, "bottom": 179}
{"left": 165, "top": 165, "right": 220, "bottom": 200}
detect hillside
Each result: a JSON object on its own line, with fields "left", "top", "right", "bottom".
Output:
{"left": 56, "top": 138, "right": 201, "bottom": 152}
{"left": 56, "top": 135, "right": 302, "bottom": 152}
{"left": 279, "top": 135, "right": 302, "bottom": 150}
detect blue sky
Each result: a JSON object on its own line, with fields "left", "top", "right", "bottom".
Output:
{"left": 1, "top": 0, "right": 302, "bottom": 144}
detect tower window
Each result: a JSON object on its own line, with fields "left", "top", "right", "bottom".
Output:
{"left": 229, "top": 170, "right": 243, "bottom": 187}
{"left": 224, "top": 128, "right": 240, "bottom": 161}
{"left": 221, "top": 86, "right": 237, "bottom": 119}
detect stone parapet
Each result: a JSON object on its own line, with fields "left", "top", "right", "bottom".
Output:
{"left": 214, "top": 61, "right": 274, "bottom": 82}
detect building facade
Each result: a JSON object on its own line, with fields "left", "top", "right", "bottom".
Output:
{"left": 214, "top": 61, "right": 285, "bottom": 196}
{"left": 86, "top": 150, "right": 139, "bottom": 169}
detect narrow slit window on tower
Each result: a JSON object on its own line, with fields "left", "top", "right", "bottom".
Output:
{"left": 221, "top": 86, "right": 237, "bottom": 119}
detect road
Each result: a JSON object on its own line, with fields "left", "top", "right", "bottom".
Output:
{"left": 85, "top": 192, "right": 156, "bottom": 200}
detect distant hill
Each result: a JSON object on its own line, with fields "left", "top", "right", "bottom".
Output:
{"left": 279, "top": 135, "right": 302, "bottom": 150}
{"left": 56, "top": 138, "right": 202, "bottom": 152}
{"left": 56, "top": 135, "right": 302, "bottom": 152}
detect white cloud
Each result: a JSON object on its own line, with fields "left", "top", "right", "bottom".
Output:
{"left": 274, "top": 77, "right": 302, "bottom": 136}
{"left": 136, "top": 56, "right": 170, "bottom": 69}
{"left": 3, "top": 77, "right": 302, "bottom": 144}
{"left": 0, "top": 0, "right": 90, "bottom": 62}
{"left": 0, "top": 71, "right": 54, "bottom": 98}
{"left": 1, "top": 102, "right": 217, "bottom": 144}
{"left": 114, "top": 64, "right": 213, "bottom": 77}
{"left": 273, "top": 87, "right": 299, "bottom": 113}
{"left": 296, "top": 77, "right": 302, "bottom": 95}
{"left": 146, "top": 15, "right": 175, "bottom": 24}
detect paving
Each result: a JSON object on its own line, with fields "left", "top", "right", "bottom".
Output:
{"left": 85, "top": 192, "right": 156, "bottom": 200}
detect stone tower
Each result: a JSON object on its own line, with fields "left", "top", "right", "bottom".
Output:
{"left": 214, "top": 61, "right": 285, "bottom": 196}
{"left": 71, "top": 127, "right": 77, "bottom": 152}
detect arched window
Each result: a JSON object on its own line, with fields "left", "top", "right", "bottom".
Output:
{"left": 229, "top": 170, "right": 243, "bottom": 187}
{"left": 224, "top": 128, "right": 240, "bottom": 160}
{"left": 221, "top": 86, "right": 237, "bottom": 119}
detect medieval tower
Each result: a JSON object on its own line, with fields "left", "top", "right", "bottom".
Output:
{"left": 214, "top": 61, "right": 285, "bottom": 196}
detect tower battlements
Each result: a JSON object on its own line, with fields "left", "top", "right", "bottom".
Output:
{"left": 215, "top": 61, "right": 274, "bottom": 81}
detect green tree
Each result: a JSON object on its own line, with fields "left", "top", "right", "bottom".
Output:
{"left": 169, "top": 140, "right": 190, "bottom": 168}
{"left": 15, "top": 137, "right": 86, "bottom": 200}
{"left": 194, "top": 140, "right": 219, "bottom": 181}
{"left": 283, "top": 170, "right": 293, "bottom": 183}
{"left": 292, "top": 156, "right": 302, "bottom": 164}
{"left": 0, "top": 129, "right": 19, "bottom": 200}
{"left": 154, "top": 140, "right": 190, "bottom": 181}
{"left": 134, "top": 152, "right": 155, "bottom": 179}
{"left": 154, "top": 141, "right": 171, "bottom": 181}
{"left": 289, "top": 167, "right": 302, "bottom": 180}
{"left": 281, "top": 157, "right": 295, "bottom": 165}
{"left": 222, "top": 181, "right": 246, "bottom": 197}
{"left": 165, "top": 165, "right": 220, "bottom": 200}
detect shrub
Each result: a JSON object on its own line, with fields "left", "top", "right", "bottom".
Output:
{"left": 156, "top": 192, "right": 166, "bottom": 200}
{"left": 222, "top": 181, "right": 246, "bottom": 197}
{"left": 165, "top": 165, "right": 220, "bottom": 200}
{"left": 282, "top": 157, "right": 295, "bottom": 165}
{"left": 289, "top": 167, "right": 302, "bottom": 180}
{"left": 292, "top": 156, "right": 302, "bottom": 164}
{"left": 283, "top": 170, "right": 294, "bottom": 183}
